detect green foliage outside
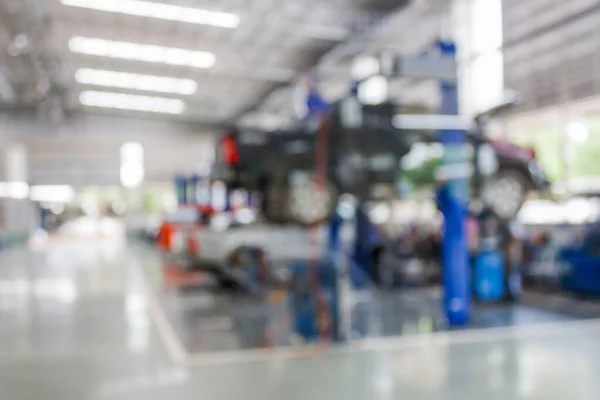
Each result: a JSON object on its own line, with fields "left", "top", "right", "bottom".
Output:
{"left": 509, "top": 117, "right": 600, "bottom": 182}
{"left": 402, "top": 157, "right": 442, "bottom": 188}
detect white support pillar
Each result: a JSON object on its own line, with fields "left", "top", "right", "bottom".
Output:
{"left": 5, "top": 144, "right": 34, "bottom": 233}
{"left": 452, "top": 0, "right": 505, "bottom": 117}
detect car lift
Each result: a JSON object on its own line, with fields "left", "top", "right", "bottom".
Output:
{"left": 321, "top": 39, "right": 471, "bottom": 327}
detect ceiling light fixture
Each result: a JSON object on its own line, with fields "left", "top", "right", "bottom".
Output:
{"left": 75, "top": 68, "right": 197, "bottom": 95}
{"left": 80, "top": 91, "right": 185, "bottom": 114}
{"left": 61, "top": 0, "right": 240, "bottom": 28}
{"left": 69, "top": 36, "right": 216, "bottom": 68}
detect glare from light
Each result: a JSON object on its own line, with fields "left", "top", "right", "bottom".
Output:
{"left": 120, "top": 164, "right": 145, "bottom": 188}
{"left": 210, "top": 213, "right": 232, "bottom": 232}
{"left": 75, "top": 68, "right": 197, "bottom": 95}
{"left": 230, "top": 189, "right": 248, "bottom": 209}
{"left": 121, "top": 142, "right": 144, "bottom": 163}
{"left": 352, "top": 55, "right": 380, "bottom": 80}
{"left": 337, "top": 194, "right": 357, "bottom": 220}
{"left": 337, "top": 202, "right": 355, "bottom": 220}
{"left": 357, "top": 75, "right": 388, "bottom": 105}
{"left": 69, "top": 36, "right": 216, "bottom": 69}
{"left": 211, "top": 181, "right": 227, "bottom": 212}
{"left": 0, "top": 181, "right": 30, "bottom": 199}
{"left": 234, "top": 208, "right": 256, "bottom": 224}
{"left": 80, "top": 91, "right": 185, "bottom": 114}
{"left": 369, "top": 203, "right": 391, "bottom": 224}
{"left": 30, "top": 185, "right": 75, "bottom": 203}
{"left": 566, "top": 121, "right": 589, "bottom": 144}
{"left": 51, "top": 203, "right": 66, "bottom": 215}
{"left": 61, "top": 0, "right": 240, "bottom": 28}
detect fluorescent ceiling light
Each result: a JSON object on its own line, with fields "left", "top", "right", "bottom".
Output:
{"left": 80, "top": 90, "right": 185, "bottom": 114}
{"left": 69, "top": 37, "right": 215, "bottom": 68}
{"left": 75, "top": 68, "right": 197, "bottom": 95}
{"left": 61, "top": 0, "right": 240, "bottom": 28}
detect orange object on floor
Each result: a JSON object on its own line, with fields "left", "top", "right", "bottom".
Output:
{"left": 156, "top": 222, "right": 174, "bottom": 251}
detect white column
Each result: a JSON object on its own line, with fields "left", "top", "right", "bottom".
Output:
{"left": 5, "top": 144, "right": 34, "bottom": 232}
{"left": 452, "top": 0, "right": 504, "bottom": 117}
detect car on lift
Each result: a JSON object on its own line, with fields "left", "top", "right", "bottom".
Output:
{"left": 215, "top": 98, "right": 413, "bottom": 226}
{"left": 469, "top": 100, "right": 550, "bottom": 219}
{"left": 214, "top": 98, "right": 549, "bottom": 225}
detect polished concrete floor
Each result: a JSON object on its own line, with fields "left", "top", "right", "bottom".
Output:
{"left": 2, "top": 241, "right": 600, "bottom": 399}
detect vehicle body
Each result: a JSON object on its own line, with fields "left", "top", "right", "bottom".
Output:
{"left": 470, "top": 100, "right": 550, "bottom": 219}
{"left": 183, "top": 224, "right": 354, "bottom": 269}
{"left": 215, "top": 97, "right": 550, "bottom": 224}
{"left": 215, "top": 99, "right": 414, "bottom": 225}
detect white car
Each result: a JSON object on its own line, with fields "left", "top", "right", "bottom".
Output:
{"left": 184, "top": 223, "right": 354, "bottom": 269}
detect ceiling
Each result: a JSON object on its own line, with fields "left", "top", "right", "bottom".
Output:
{"left": 0, "top": 0, "right": 450, "bottom": 129}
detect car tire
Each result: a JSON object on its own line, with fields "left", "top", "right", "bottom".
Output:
{"left": 481, "top": 170, "right": 528, "bottom": 220}
{"left": 261, "top": 168, "right": 338, "bottom": 226}
{"left": 286, "top": 170, "right": 338, "bottom": 226}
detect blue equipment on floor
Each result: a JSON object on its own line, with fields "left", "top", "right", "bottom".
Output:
{"left": 560, "top": 252, "right": 600, "bottom": 296}
{"left": 474, "top": 248, "right": 505, "bottom": 301}
{"left": 559, "top": 228, "right": 600, "bottom": 295}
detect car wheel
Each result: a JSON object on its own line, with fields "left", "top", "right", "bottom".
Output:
{"left": 287, "top": 172, "right": 338, "bottom": 226}
{"left": 481, "top": 170, "right": 528, "bottom": 220}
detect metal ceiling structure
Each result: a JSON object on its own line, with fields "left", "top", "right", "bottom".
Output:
{"left": 0, "top": 0, "right": 450, "bottom": 129}
{"left": 504, "top": 0, "right": 600, "bottom": 113}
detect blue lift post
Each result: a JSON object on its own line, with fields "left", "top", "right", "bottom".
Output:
{"left": 436, "top": 40, "right": 471, "bottom": 326}
{"left": 341, "top": 40, "right": 471, "bottom": 325}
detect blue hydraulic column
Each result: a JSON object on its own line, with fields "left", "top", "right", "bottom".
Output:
{"left": 436, "top": 40, "right": 471, "bottom": 326}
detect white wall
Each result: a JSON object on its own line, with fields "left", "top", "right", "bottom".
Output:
{"left": 0, "top": 113, "right": 216, "bottom": 187}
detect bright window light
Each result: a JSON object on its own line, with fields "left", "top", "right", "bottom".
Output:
{"left": 121, "top": 142, "right": 144, "bottom": 163}
{"left": 80, "top": 91, "right": 185, "bottom": 114}
{"left": 75, "top": 68, "right": 197, "bottom": 95}
{"left": 120, "top": 142, "right": 145, "bottom": 188}
{"left": 30, "top": 185, "right": 75, "bottom": 203}
{"left": 0, "top": 181, "right": 29, "bottom": 199}
{"left": 567, "top": 121, "right": 589, "bottom": 144}
{"left": 120, "top": 164, "right": 145, "bottom": 188}
{"left": 61, "top": 0, "right": 240, "bottom": 28}
{"left": 69, "top": 37, "right": 216, "bottom": 69}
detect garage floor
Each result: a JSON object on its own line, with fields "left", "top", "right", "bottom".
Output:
{"left": 2, "top": 242, "right": 600, "bottom": 399}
